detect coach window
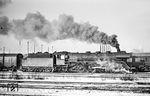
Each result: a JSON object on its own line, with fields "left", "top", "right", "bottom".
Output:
{"left": 60, "top": 55, "right": 65, "bottom": 60}
{"left": 57, "top": 55, "right": 61, "bottom": 58}
{"left": 50, "top": 54, "right": 53, "bottom": 58}
{"left": 127, "top": 58, "right": 132, "bottom": 62}
{"left": 135, "top": 58, "right": 141, "bottom": 62}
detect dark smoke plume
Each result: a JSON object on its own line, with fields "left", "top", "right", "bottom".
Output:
{"left": 0, "top": 0, "right": 11, "bottom": 8}
{"left": 0, "top": 12, "right": 120, "bottom": 51}
{"left": 0, "top": 16, "right": 11, "bottom": 35}
{"left": 12, "top": 12, "right": 52, "bottom": 41}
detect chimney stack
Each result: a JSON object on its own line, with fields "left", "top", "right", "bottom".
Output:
{"left": 41, "top": 44, "right": 43, "bottom": 53}
{"left": 48, "top": 47, "right": 49, "bottom": 53}
{"left": 100, "top": 44, "right": 101, "bottom": 52}
{"left": 3, "top": 47, "right": 5, "bottom": 54}
{"left": 34, "top": 42, "right": 35, "bottom": 53}
{"left": 102, "top": 44, "right": 104, "bottom": 53}
{"left": 106, "top": 44, "right": 107, "bottom": 52}
{"left": 19, "top": 40, "right": 22, "bottom": 53}
{"left": 52, "top": 46, "right": 53, "bottom": 53}
{"left": 27, "top": 41, "right": 29, "bottom": 54}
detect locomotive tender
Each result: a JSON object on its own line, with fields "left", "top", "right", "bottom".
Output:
{"left": 0, "top": 51, "right": 150, "bottom": 72}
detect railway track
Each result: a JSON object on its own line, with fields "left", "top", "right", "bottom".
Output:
{"left": 0, "top": 72, "right": 150, "bottom": 96}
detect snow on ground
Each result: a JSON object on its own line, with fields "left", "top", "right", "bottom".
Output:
{"left": 0, "top": 72, "right": 150, "bottom": 95}
{"left": 0, "top": 88, "right": 149, "bottom": 96}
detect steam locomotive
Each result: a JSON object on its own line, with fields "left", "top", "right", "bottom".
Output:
{"left": 53, "top": 51, "right": 150, "bottom": 72}
{"left": 0, "top": 51, "right": 150, "bottom": 72}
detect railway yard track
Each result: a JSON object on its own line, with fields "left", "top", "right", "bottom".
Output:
{"left": 0, "top": 72, "right": 150, "bottom": 96}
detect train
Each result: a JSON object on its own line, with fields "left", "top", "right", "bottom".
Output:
{"left": 0, "top": 53, "right": 23, "bottom": 71}
{"left": 0, "top": 51, "right": 150, "bottom": 72}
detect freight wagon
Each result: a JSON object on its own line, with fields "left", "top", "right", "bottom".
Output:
{"left": 0, "top": 53, "right": 23, "bottom": 71}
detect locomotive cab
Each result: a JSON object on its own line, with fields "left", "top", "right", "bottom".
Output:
{"left": 53, "top": 52, "right": 69, "bottom": 72}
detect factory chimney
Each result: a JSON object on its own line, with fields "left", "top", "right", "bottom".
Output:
{"left": 101, "top": 44, "right": 103, "bottom": 53}
{"left": 41, "top": 44, "right": 43, "bottom": 53}
{"left": 2, "top": 47, "right": 5, "bottom": 67}
{"left": 52, "top": 46, "right": 53, "bottom": 53}
{"left": 34, "top": 42, "right": 35, "bottom": 53}
{"left": 106, "top": 44, "right": 108, "bottom": 52}
{"left": 48, "top": 47, "right": 49, "bottom": 53}
{"left": 19, "top": 40, "right": 22, "bottom": 53}
{"left": 3, "top": 47, "right": 5, "bottom": 54}
{"left": 100, "top": 44, "right": 101, "bottom": 52}
{"left": 103, "top": 44, "right": 105, "bottom": 52}
{"left": 27, "top": 41, "right": 29, "bottom": 54}
{"left": 102, "top": 44, "right": 104, "bottom": 53}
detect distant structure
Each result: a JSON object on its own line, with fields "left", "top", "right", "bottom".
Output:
{"left": 100, "top": 44, "right": 111, "bottom": 53}
{"left": 27, "top": 41, "right": 29, "bottom": 54}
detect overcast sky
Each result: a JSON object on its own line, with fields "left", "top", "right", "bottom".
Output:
{"left": 0, "top": 0, "right": 150, "bottom": 54}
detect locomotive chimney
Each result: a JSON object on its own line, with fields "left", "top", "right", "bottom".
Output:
{"left": 116, "top": 44, "right": 121, "bottom": 52}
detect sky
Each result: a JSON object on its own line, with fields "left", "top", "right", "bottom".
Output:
{"left": 0, "top": 0, "right": 150, "bottom": 54}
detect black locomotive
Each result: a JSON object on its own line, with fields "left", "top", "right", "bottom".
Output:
{"left": 0, "top": 51, "right": 150, "bottom": 72}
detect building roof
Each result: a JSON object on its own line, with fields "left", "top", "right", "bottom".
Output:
{"left": 132, "top": 53, "right": 150, "bottom": 57}
{"left": 0, "top": 53, "right": 20, "bottom": 57}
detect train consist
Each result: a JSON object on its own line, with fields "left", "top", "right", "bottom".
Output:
{"left": 0, "top": 51, "right": 150, "bottom": 72}
{"left": 0, "top": 53, "right": 23, "bottom": 71}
